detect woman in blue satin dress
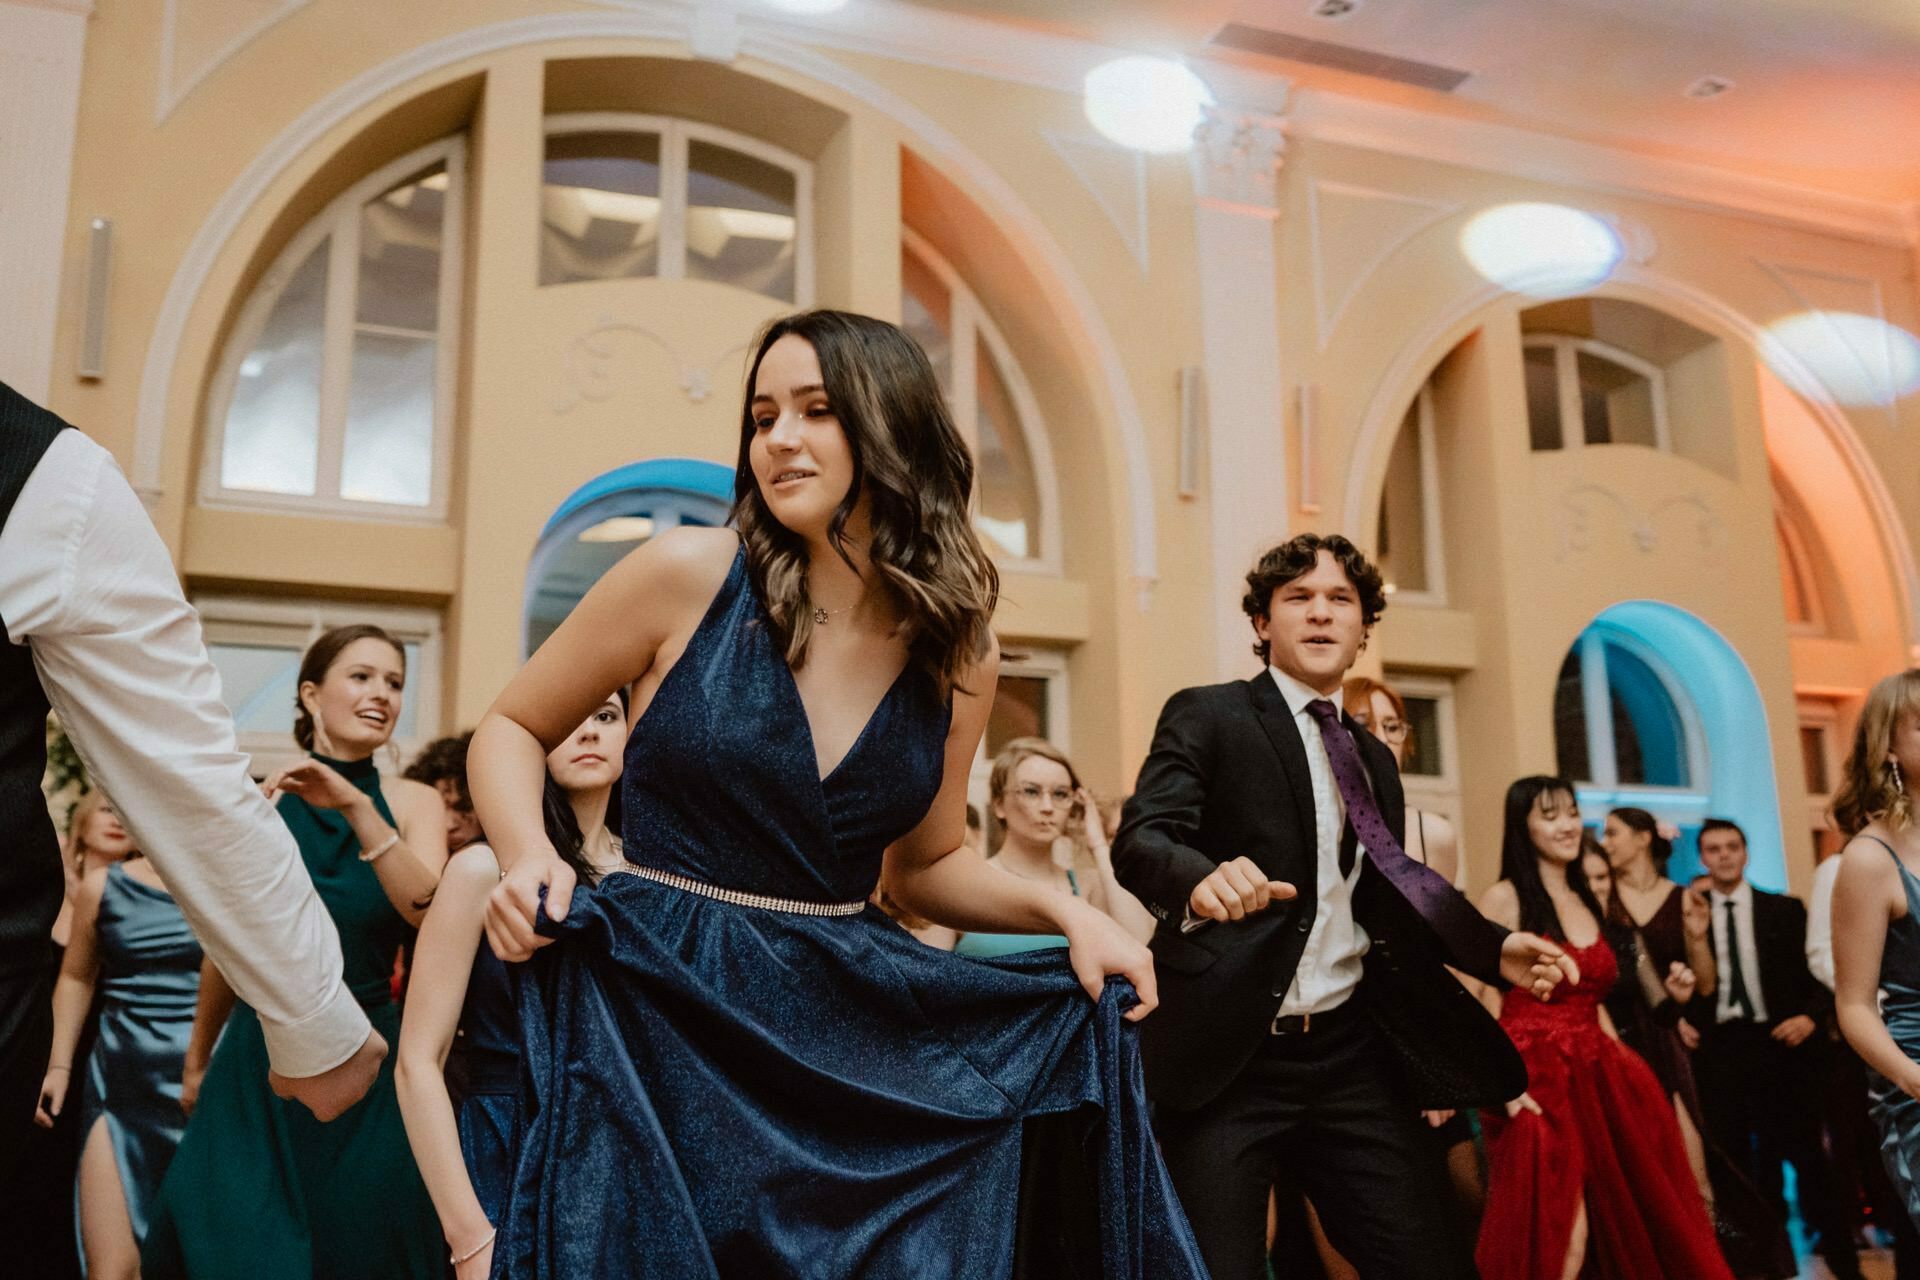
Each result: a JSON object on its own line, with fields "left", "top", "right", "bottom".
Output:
{"left": 34, "top": 799, "right": 200, "bottom": 1279}
{"left": 470, "top": 309, "right": 1204, "bottom": 1279}
{"left": 1833, "top": 669, "right": 1920, "bottom": 1227}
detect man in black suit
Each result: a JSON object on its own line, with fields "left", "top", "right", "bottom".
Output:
{"left": 1695, "top": 818, "right": 1863, "bottom": 1280}
{"left": 1113, "top": 533, "right": 1574, "bottom": 1280}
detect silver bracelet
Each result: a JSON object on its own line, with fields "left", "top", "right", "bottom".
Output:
{"left": 358, "top": 832, "right": 401, "bottom": 863}
{"left": 451, "top": 1226, "right": 496, "bottom": 1266}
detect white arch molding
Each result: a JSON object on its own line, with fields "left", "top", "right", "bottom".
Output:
{"left": 1337, "top": 266, "right": 1920, "bottom": 647}
{"left": 132, "top": 6, "right": 1161, "bottom": 602}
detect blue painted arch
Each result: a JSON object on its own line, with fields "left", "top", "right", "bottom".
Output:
{"left": 1574, "top": 600, "right": 1785, "bottom": 891}
{"left": 538, "top": 458, "right": 736, "bottom": 540}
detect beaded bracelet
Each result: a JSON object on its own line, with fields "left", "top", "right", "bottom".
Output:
{"left": 358, "top": 832, "right": 400, "bottom": 863}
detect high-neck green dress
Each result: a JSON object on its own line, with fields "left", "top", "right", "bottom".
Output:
{"left": 142, "top": 753, "right": 441, "bottom": 1280}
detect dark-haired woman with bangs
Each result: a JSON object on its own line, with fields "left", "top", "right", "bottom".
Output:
{"left": 468, "top": 310, "right": 1203, "bottom": 1278}
{"left": 1474, "top": 776, "right": 1730, "bottom": 1280}
{"left": 143, "top": 625, "right": 448, "bottom": 1280}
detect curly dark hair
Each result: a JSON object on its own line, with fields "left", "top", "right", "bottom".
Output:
{"left": 404, "top": 732, "right": 473, "bottom": 811}
{"left": 1241, "top": 533, "right": 1388, "bottom": 665}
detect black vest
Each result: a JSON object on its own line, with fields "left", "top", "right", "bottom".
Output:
{"left": 0, "top": 382, "right": 71, "bottom": 977}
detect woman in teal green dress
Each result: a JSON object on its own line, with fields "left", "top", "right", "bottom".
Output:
{"left": 143, "top": 624, "right": 449, "bottom": 1280}
{"left": 954, "top": 737, "right": 1154, "bottom": 958}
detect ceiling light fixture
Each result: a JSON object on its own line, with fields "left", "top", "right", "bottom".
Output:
{"left": 1459, "top": 203, "right": 1624, "bottom": 298}
{"left": 1684, "top": 76, "right": 1734, "bottom": 100}
{"left": 1762, "top": 312, "right": 1920, "bottom": 409}
{"left": 1083, "top": 55, "right": 1215, "bottom": 154}
{"left": 763, "top": 0, "right": 848, "bottom": 14}
{"left": 1311, "top": 0, "right": 1359, "bottom": 18}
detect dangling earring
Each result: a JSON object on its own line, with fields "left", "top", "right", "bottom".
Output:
{"left": 1896, "top": 758, "right": 1908, "bottom": 797}
{"left": 310, "top": 704, "right": 336, "bottom": 759}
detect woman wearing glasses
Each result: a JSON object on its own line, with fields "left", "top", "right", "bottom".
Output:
{"left": 1344, "top": 676, "right": 1458, "bottom": 885}
{"left": 954, "top": 738, "right": 1154, "bottom": 957}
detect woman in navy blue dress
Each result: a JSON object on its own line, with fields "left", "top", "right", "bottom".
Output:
{"left": 470, "top": 310, "right": 1202, "bottom": 1278}
{"left": 394, "top": 694, "right": 629, "bottom": 1279}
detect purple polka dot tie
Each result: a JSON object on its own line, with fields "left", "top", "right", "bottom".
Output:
{"left": 1304, "top": 698, "right": 1509, "bottom": 983}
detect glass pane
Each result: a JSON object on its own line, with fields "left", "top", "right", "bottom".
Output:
{"left": 221, "top": 240, "right": 329, "bottom": 495}
{"left": 1553, "top": 647, "right": 1590, "bottom": 782}
{"left": 1801, "top": 725, "right": 1831, "bottom": 796}
{"left": 975, "top": 338, "right": 1041, "bottom": 561}
{"left": 357, "top": 166, "right": 444, "bottom": 333}
{"left": 1577, "top": 350, "right": 1658, "bottom": 447}
{"left": 541, "top": 131, "right": 663, "bottom": 286}
{"left": 1604, "top": 641, "right": 1688, "bottom": 788}
{"left": 901, "top": 245, "right": 953, "bottom": 394}
{"left": 1377, "top": 401, "right": 1427, "bottom": 595}
{"left": 684, "top": 140, "right": 797, "bottom": 301}
{"left": 1400, "top": 694, "right": 1442, "bottom": 777}
{"left": 986, "top": 674, "right": 1048, "bottom": 759}
{"left": 341, "top": 332, "right": 435, "bottom": 506}
{"left": 1523, "top": 344, "right": 1562, "bottom": 452}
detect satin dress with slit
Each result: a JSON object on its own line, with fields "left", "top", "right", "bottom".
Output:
{"left": 1477, "top": 937, "right": 1734, "bottom": 1280}
{"left": 75, "top": 863, "right": 201, "bottom": 1255}
{"left": 1861, "top": 836, "right": 1920, "bottom": 1227}
{"left": 496, "top": 545, "right": 1205, "bottom": 1279}
{"left": 141, "top": 755, "right": 442, "bottom": 1280}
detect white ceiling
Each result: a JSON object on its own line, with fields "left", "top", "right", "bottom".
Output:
{"left": 894, "top": 0, "right": 1920, "bottom": 203}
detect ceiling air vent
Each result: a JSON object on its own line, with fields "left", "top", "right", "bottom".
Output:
{"left": 1210, "top": 21, "right": 1471, "bottom": 93}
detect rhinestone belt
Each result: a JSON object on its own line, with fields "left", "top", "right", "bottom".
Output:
{"left": 617, "top": 863, "right": 868, "bottom": 917}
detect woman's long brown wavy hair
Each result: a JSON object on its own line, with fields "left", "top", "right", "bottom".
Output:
{"left": 731, "top": 310, "right": 998, "bottom": 693}
{"left": 1832, "top": 669, "right": 1920, "bottom": 836}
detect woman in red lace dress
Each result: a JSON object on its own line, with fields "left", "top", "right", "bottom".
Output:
{"left": 1473, "top": 776, "right": 1732, "bottom": 1280}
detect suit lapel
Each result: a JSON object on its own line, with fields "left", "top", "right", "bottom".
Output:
{"left": 1246, "top": 674, "right": 1318, "bottom": 855}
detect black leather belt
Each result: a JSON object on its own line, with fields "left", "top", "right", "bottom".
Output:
{"left": 1270, "top": 998, "right": 1362, "bottom": 1036}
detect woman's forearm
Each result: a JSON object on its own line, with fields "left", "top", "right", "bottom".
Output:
{"left": 395, "top": 1058, "right": 493, "bottom": 1252}
{"left": 186, "top": 957, "right": 237, "bottom": 1069}
{"left": 342, "top": 794, "right": 441, "bottom": 923}
{"left": 891, "top": 844, "right": 1072, "bottom": 935}
{"left": 1686, "top": 931, "right": 1717, "bottom": 998}
{"left": 468, "top": 714, "right": 560, "bottom": 873}
{"left": 1089, "top": 852, "right": 1156, "bottom": 943}
{"left": 46, "top": 970, "right": 96, "bottom": 1073}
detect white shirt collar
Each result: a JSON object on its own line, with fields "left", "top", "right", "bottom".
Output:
{"left": 1268, "top": 665, "right": 1341, "bottom": 720}
{"left": 1711, "top": 880, "right": 1752, "bottom": 908}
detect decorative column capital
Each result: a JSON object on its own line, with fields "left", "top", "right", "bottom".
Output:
{"left": 1192, "top": 105, "right": 1288, "bottom": 218}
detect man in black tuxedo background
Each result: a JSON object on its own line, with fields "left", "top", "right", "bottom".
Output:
{"left": 1113, "top": 533, "right": 1576, "bottom": 1280}
{"left": 1695, "top": 818, "right": 1863, "bottom": 1280}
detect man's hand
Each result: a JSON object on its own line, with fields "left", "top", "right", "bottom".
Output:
{"left": 1663, "top": 961, "right": 1697, "bottom": 1005}
{"left": 1677, "top": 1018, "right": 1701, "bottom": 1050}
{"left": 268, "top": 1028, "right": 387, "bottom": 1122}
{"left": 1503, "top": 1091, "right": 1543, "bottom": 1119}
{"left": 1500, "top": 931, "right": 1580, "bottom": 1000}
{"left": 1771, "top": 1014, "right": 1817, "bottom": 1047}
{"left": 486, "top": 851, "right": 574, "bottom": 962}
{"left": 1187, "top": 857, "right": 1296, "bottom": 924}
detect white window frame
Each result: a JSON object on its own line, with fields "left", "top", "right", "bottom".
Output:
{"left": 542, "top": 112, "right": 815, "bottom": 306}
{"left": 193, "top": 595, "right": 445, "bottom": 780}
{"left": 1522, "top": 334, "right": 1671, "bottom": 454}
{"left": 1385, "top": 670, "right": 1466, "bottom": 883}
{"left": 1568, "top": 627, "right": 1710, "bottom": 817}
{"left": 902, "top": 227, "right": 1063, "bottom": 575}
{"left": 1379, "top": 383, "right": 1448, "bottom": 607}
{"left": 968, "top": 645, "right": 1072, "bottom": 825}
{"left": 200, "top": 138, "right": 466, "bottom": 522}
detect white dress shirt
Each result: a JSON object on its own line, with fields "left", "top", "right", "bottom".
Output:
{"left": 1269, "top": 666, "right": 1369, "bottom": 1017}
{"left": 1806, "top": 855, "right": 1841, "bottom": 993}
{"left": 0, "top": 430, "right": 368, "bottom": 1077}
{"left": 1711, "top": 880, "right": 1769, "bottom": 1024}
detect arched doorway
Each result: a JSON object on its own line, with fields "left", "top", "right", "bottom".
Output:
{"left": 1554, "top": 601, "right": 1785, "bottom": 890}
{"left": 523, "top": 458, "right": 733, "bottom": 656}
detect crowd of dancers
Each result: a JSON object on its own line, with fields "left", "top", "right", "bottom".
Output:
{"left": 6, "top": 308, "right": 1920, "bottom": 1279}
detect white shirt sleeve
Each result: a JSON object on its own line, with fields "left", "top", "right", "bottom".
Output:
{"left": 1807, "top": 856, "right": 1841, "bottom": 993}
{"left": 0, "top": 432, "right": 369, "bottom": 1077}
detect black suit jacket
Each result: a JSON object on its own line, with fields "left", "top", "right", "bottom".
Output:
{"left": 1704, "top": 888, "right": 1832, "bottom": 1034}
{"left": 1112, "top": 674, "right": 1526, "bottom": 1112}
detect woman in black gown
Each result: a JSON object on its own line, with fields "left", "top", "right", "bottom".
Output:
{"left": 470, "top": 310, "right": 1203, "bottom": 1278}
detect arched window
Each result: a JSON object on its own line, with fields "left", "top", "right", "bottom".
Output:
{"left": 522, "top": 460, "right": 733, "bottom": 657}
{"left": 899, "top": 229, "right": 1060, "bottom": 570}
{"left": 1775, "top": 506, "right": 1827, "bottom": 634}
{"left": 202, "top": 139, "right": 464, "bottom": 518}
{"left": 1553, "top": 629, "right": 1700, "bottom": 790}
{"left": 1522, "top": 335, "right": 1668, "bottom": 453}
{"left": 1375, "top": 383, "right": 1445, "bottom": 603}
{"left": 541, "top": 114, "right": 812, "bottom": 304}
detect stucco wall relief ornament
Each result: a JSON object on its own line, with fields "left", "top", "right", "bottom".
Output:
{"left": 1193, "top": 106, "right": 1287, "bottom": 217}
{"left": 1554, "top": 483, "right": 1726, "bottom": 560}
{"left": 553, "top": 316, "right": 749, "bottom": 413}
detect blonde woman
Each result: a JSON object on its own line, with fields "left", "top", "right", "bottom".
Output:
{"left": 1832, "top": 669, "right": 1920, "bottom": 1224}
{"left": 1342, "top": 676, "right": 1459, "bottom": 884}
{"left": 954, "top": 738, "right": 1154, "bottom": 958}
